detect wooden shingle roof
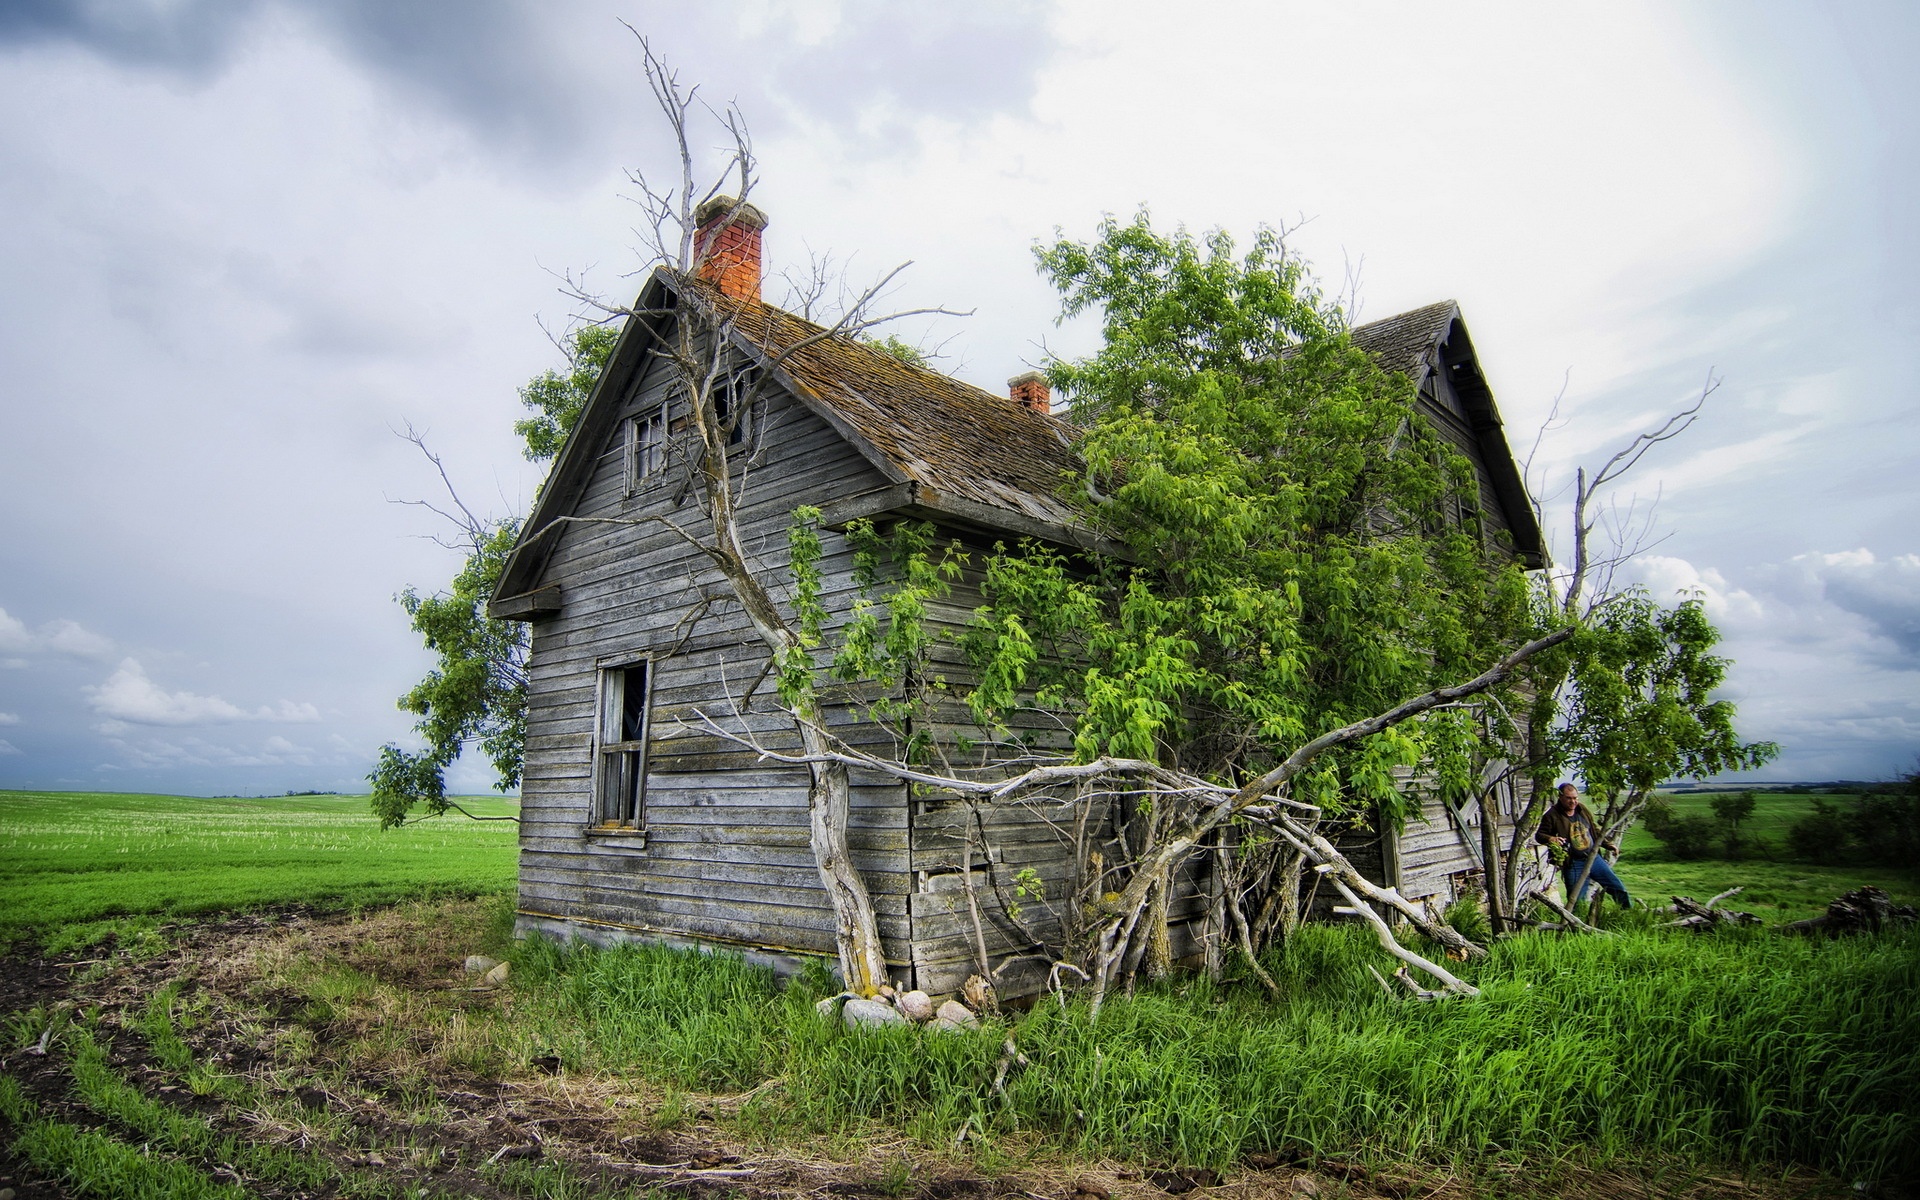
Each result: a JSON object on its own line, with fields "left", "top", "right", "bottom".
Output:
{"left": 691, "top": 281, "right": 1081, "bottom": 529}
{"left": 1346, "top": 300, "right": 1460, "bottom": 383}
{"left": 493, "top": 274, "right": 1543, "bottom": 611}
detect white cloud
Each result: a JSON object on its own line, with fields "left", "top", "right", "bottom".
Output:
{"left": 1631, "top": 555, "right": 1766, "bottom": 626}
{"left": 0, "top": 608, "right": 29, "bottom": 652}
{"left": 38, "top": 617, "right": 117, "bottom": 660}
{"left": 0, "top": 740, "right": 19, "bottom": 756}
{"left": 1622, "top": 549, "right": 1920, "bottom": 780}
{"left": 0, "top": 712, "right": 18, "bottom": 725}
{"left": 2, "top": 659, "right": 26, "bottom": 669}
{"left": 83, "top": 658, "right": 320, "bottom": 726}
{"left": 0, "top": 607, "right": 117, "bottom": 660}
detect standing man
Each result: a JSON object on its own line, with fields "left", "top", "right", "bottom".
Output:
{"left": 1535, "top": 782, "right": 1632, "bottom": 909}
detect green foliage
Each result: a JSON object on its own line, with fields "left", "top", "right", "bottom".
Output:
{"left": 1640, "top": 796, "right": 1719, "bottom": 860}
{"left": 1787, "top": 770, "right": 1920, "bottom": 866}
{"left": 1441, "top": 893, "right": 1492, "bottom": 945}
{"left": 963, "top": 211, "right": 1530, "bottom": 815}
{"left": 863, "top": 332, "right": 928, "bottom": 368}
{"left": 512, "top": 323, "right": 620, "bottom": 463}
{"left": 1711, "top": 788, "right": 1758, "bottom": 854}
{"left": 1788, "top": 797, "right": 1852, "bottom": 864}
{"left": 378, "top": 325, "right": 614, "bottom": 823}
{"left": 375, "top": 520, "right": 527, "bottom": 827}
{"left": 1547, "top": 594, "right": 1777, "bottom": 805}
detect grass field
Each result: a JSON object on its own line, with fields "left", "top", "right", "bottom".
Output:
{"left": 3, "top": 790, "right": 1918, "bottom": 1197}
{"left": 1610, "top": 791, "right": 1920, "bottom": 920}
{"left": 0, "top": 789, "right": 518, "bottom": 948}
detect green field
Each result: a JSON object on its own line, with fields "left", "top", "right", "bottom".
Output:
{"left": 1607, "top": 790, "right": 1920, "bottom": 921}
{"left": 0, "top": 790, "right": 519, "bottom": 946}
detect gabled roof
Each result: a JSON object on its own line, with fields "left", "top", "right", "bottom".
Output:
{"left": 1348, "top": 301, "right": 1546, "bottom": 568}
{"left": 1347, "top": 300, "right": 1461, "bottom": 380}
{"left": 695, "top": 282, "right": 1081, "bottom": 527}
{"left": 492, "top": 270, "right": 1084, "bottom": 609}
{"left": 493, "top": 277, "right": 1544, "bottom": 612}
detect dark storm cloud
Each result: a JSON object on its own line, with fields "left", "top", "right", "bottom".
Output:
{"left": 0, "top": 0, "right": 600, "bottom": 160}
{"left": 0, "top": 1, "right": 1059, "bottom": 168}
{"left": 0, "top": 0, "right": 257, "bottom": 73}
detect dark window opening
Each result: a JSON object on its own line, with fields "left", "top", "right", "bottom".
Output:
{"left": 596, "top": 663, "right": 650, "bottom": 829}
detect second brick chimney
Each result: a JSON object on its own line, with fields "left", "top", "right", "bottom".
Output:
{"left": 1008, "top": 370, "right": 1051, "bottom": 415}
{"left": 693, "top": 196, "right": 768, "bottom": 301}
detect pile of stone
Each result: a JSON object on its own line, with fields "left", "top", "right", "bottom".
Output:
{"left": 817, "top": 974, "right": 994, "bottom": 1032}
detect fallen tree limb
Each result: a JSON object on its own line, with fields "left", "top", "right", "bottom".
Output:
{"left": 1665, "top": 893, "right": 1760, "bottom": 931}
{"left": 1328, "top": 876, "right": 1478, "bottom": 997}
{"left": 1533, "top": 889, "right": 1608, "bottom": 935}
{"left": 1781, "top": 886, "right": 1916, "bottom": 937}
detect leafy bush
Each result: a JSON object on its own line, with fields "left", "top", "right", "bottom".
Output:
{"left": 1789, "top": 798, "right": 1852, "bottom": 864}
{"left": 1846, "top": 783, "right": 1920, "bottom": 865}
{"left": 1641, "top": 797, "right": 1720, "bottom": 860}
{"left": 1786, "top": 773, "right": 1920, "bottom": 866}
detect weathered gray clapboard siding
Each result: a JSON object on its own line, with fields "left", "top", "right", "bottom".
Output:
{"left": 514, "top": 363, "right": 913, "bottom": 969}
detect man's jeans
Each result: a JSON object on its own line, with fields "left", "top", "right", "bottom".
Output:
{"left": 1562, "top": 854, "right": 1632, "bottom": 908}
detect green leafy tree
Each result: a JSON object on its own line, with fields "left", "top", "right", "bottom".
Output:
{"left": 370, "top": 326, "right": 617, "bottom": 828}
{"left": 1711, "top": 788, "right": 1759, "bottom": 855}
{"left": 966, "top": 213, "right": 1530, "bottom": 818}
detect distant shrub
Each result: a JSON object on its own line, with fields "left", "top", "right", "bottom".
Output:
{"left": 1790, "top": 798, "right": 1853, "bottom": 865}
{"left": 1785, "top": 772, "right": 1920, "bottom": 866}
{"left": 1845, "top": 784, "right": 1920, "bottom": 866}
{"left": 1642, "top": 797, "right": 1720, "bottom": 860}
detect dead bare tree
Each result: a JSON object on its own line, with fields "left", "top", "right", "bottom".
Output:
{"left": 538, "top": 35, "right": 963, "bottom": 997}
{"left": 1498, "top": 371, "right": 1724, "bottom": 917}
{"left": 700, "top": 628, "right": 1572, "bottom": 1011}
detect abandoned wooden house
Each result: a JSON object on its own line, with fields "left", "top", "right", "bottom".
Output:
{"left": 489, "top": 202, "right": 1548, "bottom": 996}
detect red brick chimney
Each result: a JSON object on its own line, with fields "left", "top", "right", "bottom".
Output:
{"left": 1008, "top": 370, "right": 1050, "bottom": 415}
{"left": 693, "top": 196, "right": 767, "bottom": 301}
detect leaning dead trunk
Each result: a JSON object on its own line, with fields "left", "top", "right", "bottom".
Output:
{"left": 796, "top": 707, "right": 890, "bottom": 993}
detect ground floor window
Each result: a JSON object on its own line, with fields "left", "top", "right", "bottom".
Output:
{"left": 596, "top": 662, "right": 651, "bottom": 829}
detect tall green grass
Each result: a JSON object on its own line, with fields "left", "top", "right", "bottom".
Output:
{"left": 509, "top": 923, "right": 1920, "bottom": 1184}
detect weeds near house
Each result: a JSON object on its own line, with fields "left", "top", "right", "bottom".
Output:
{"left": 448, "top": 920, "right": 1917, "bottom": 1183}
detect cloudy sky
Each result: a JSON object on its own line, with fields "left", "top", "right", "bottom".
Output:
{"left": 1, "top": 0, "right": 1914, "bottom": 795}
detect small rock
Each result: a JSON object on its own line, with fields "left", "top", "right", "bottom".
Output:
{"left": 464, "top": 954, "right": 501, "bottom": 974}
{"left": 814, "top": 994, "right": 846, "bottom": 1019}
{"left": 895, "top": 990, "right": 935, "bottom": 1022}
{"left": 840, "top": 990, "right": 906, "bottom": 1029}
{"left": 1288, "top": 1176, "right": 1323, "bottom": 1198}
{"left": 842, "top": 997, "right": 909, "bottom": 1029}
{"left": 930, "top": 999, "right": 979, "bottom": 1030}
{"left": 482, "top": 961, "right": 510, "bottom": 986}
{"left": 876, "top": 983, "right": 897, "bottom": 1000}
{"left": 1069, "top": 1183, "right": 1111, "bottom": 1200}
{"left": 1, "top": 1187, "right": 16, "bottom": 1200}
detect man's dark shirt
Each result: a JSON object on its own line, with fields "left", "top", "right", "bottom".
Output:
{"left": 1536, "top": 801, "right": 1603, "bottom": 856}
